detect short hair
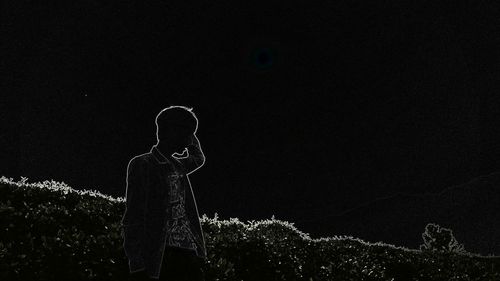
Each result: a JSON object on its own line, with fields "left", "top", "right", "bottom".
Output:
{"left": 155, "top": 105, "right": 198, "bottom": 141}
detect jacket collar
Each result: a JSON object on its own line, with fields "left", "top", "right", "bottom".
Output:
{"left": 151, "top": 144, "right": 174, "bottom": 164}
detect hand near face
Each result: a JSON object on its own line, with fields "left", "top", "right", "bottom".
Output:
{"left": 173, "top": 134, "right": 194, "bottom": 156}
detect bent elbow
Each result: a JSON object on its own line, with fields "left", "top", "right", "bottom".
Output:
{"left": 199, "top": 155, "right": 206, "bottom": 166}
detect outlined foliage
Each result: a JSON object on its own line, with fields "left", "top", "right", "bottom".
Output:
{"left": 0, "top": 176, "right": 499, "bottom": 281}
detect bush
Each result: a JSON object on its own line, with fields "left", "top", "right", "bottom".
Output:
{"left": 1, "top": 176, "right": 499, "bottom": 281}
{"left": 420, "top": 223, "right": 467, "bottom": 254}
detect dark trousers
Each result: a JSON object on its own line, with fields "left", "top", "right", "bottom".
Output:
{"left": 158, "top": 246, "right": 205, "bottom": 281}
{"left": 130, "top": 247, "right": 205, "bottom": 281}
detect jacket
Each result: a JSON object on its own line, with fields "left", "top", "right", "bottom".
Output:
{"left": 121, "top": 135, "right": 207, "bottom": 279}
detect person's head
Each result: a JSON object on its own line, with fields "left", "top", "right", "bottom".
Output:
{"left": 155, "top": 105, "right": 198, "bottom": 153}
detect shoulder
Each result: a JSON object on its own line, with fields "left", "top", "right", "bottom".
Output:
{"left": 128, "top": 152, "right": 154, "bottom": 168}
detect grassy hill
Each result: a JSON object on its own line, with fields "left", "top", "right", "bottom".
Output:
{"left": 0, "top": 175, "right": 499, "bottom": 281}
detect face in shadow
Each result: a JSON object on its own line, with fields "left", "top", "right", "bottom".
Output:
{"left": 158, "top": 125, "right": 192, "bottom": 155}
{"left": 171, "top": 134, "right": 191, "bottom": 155}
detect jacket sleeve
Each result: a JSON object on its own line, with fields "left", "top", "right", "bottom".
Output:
{"left": 175, "top": 134, "right": 205, "bottom": 175}
{"left": 121, "top": 158, "right": 147, "bottom": 273}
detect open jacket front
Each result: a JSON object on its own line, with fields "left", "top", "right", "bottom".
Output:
{"left": 121, "top": 137, "right": 206, "bottom": 279}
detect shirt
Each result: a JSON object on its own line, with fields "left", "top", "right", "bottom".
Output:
{"left": 161, "top": 151, "right": 198, "bottom": 252}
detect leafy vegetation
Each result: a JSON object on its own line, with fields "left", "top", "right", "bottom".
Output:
{"left": 420, "top": 222, "right": 467, "bottom": 254}
{"left": 0, "top": 176, "right": 499, "bottom": 280}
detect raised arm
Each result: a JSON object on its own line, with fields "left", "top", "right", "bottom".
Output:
{"left": 174, "top": 133, "right": 205, "bottom": 175}
{"left": 121, "top": 158, "right": 147, "bottom": 273}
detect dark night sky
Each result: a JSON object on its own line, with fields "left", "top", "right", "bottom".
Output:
{"left": 2, "top": 0, "right": 500, "bottom": 237}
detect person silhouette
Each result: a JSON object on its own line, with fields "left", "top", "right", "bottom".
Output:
{"left": 121, "top": 105, "right": 206, "bottom": 281}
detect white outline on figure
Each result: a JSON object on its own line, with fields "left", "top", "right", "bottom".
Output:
{"left": 122, "top": 105, "right": 206, "bottom": 279}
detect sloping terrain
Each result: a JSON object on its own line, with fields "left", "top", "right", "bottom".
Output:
{"left": 298, "top": 171, "right": 500, "bottom": 256}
